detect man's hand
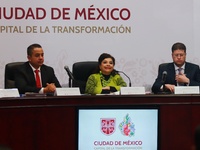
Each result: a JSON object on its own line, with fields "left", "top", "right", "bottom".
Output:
{"left": 164, "top": 84, "right": 175, "bottom": 93}
{"left": 44, "top": 83, "right": 56, "bottom": 93}
{"left": 176, "top": 74, "right": 189, "bottom": 84}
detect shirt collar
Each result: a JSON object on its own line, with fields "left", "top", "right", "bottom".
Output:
{"left": 29, "top": 63, "right": 41, "bottom": 72}
{"left": 174, "top": 63, "right": 185, "bottom": 71}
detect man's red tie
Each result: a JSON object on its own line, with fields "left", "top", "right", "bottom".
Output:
{"left": 35, "top": 70, "right": 41, "bottom": 88}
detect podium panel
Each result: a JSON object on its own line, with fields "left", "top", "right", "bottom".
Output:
{"left": 0, "top": 95, "right": 200, "bottom": 150}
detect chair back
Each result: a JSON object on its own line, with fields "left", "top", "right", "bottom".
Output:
{"left": 71, "top": 61, "right": 98, "bottom": 94}
{"left": 159, "top": 63, "right": 169, "bottom": 68}
{"left": 4, "top": 62, "right": 24, "bottom": 89}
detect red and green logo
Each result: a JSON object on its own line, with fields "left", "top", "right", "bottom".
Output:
{"left": 119, "top": 114, "right": 135, "bottom": 137}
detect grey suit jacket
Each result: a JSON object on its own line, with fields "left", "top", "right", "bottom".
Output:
{"left": 151, "top": 62, "right": 200, "bottom": 94}
{"left": 15, "top": 61, "right": 61, "bottom": 94}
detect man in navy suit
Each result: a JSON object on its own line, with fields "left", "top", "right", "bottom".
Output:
{"left": 15, "top": 43, "right": 61, "bottom": 94}
{"left": 152, "top": 42, "right": 200, "bottom": 94}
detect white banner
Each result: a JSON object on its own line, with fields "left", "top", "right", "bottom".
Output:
{"left": 1, "top": 0, "right": 200, "bottom": 90}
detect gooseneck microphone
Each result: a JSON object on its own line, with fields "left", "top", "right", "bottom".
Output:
{"left": 161, "top": 71, "right": 167, "bottom": 93}
{"left": 64, "top": 65, "right": 74, "bottom": 80}
{"left": 117, "top": 70, "right": 131, "bottom": 87}
{"left": 64, "top": 66, "right": 85, "bottom": 93}
{"left": 161, "top": 71, "right": 167, "bottom": 84}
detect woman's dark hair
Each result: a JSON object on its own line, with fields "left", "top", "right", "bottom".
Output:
{"left": 94, "top": 53, "right": 118, "bottom": 75}
{"left": 98, "top": 53, "right": 115, "bottom": 65}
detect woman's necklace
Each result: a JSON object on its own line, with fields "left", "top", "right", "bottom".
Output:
{"left": 100, "top": 71, "right": 112, "bottom": 87}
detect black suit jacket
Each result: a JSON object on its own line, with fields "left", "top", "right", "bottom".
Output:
{"left": 15, "top": 62, "right": 61, "bottom": 94}
{"left": 151, "top": 62, "right": 200, "bottom": 94}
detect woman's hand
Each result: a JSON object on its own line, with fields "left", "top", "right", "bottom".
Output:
{"left": 102, "top": 86, "right": 110, "bottom": 90}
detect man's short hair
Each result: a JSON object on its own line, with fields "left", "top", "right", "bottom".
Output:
{"left": 171, "top": 42, "right": 186, "bottom": 53}
{"left": 27, "top": 44, "right": 42, "bottom": 56}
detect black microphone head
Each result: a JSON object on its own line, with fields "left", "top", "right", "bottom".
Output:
{"left": 64, "top": 65, "right": 74, "bottom": 80}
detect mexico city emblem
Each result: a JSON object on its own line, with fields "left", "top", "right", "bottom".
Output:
{"left": 101, "top": 118, "right": 116, "bottom": 135}
{"left": 119, "top": 114, "right": 135, "bottom": 137}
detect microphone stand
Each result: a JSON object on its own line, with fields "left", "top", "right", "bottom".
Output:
{"left": 117, "top": 70, "right": 131, "bottom": 87}
{"left": 69, "top": 77, "right": 72, "bottom": 87}
{"left": 158, "top": 82, "right": 171, "bottom": 94}
{"left": 64, "top": 66, "right": 75, "bottom": 88}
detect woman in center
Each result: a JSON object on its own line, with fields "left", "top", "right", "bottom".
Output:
{"left": 85, "top": 53, "right": 127, "bottom": 94}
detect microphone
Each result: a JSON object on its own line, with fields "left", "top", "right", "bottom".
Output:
{"left": 64, "top": 66, "right": 85, "bottom": 93}
{"left": 161, "top": 71, "right": 167, "bottom": 84}
{"left": 64, "top": 66, "right": 74, "bottom": 80}
{"left": 161, "top": 71, "right": 167, "bottom": 93}
{"left": 117, "top": 70, "right": 131, "bottom": 87}
{"left": 158, "top": 71, "right": 171, "bottom": 94}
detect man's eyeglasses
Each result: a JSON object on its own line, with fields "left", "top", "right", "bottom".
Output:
{"left": 173, "top": 54, "right": 185, "bottom": 57}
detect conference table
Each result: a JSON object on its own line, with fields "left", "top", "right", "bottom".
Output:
{"left": 0, "top": 94, "right": 200, "bottom": 150}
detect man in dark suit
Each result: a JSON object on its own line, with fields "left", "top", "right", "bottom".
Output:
{"left": 15, "top": 43, "right": 61, "bottom": 94}
{"left": 152, "top": 42, "right": 200, "bottom": 94}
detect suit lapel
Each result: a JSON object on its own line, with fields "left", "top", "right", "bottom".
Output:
{"left": 167, "top": 63, "right": 176, "bottom": 85}
{"left": 40, "top": 65, "right": 47, "bottom": 86}
{"left": 26, "top": 63, "right": 36, "bottom": 85}
{"left": 184, "top": 62, "right": 190, "bottom": 78}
